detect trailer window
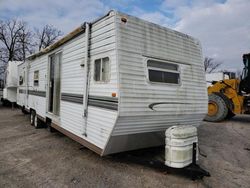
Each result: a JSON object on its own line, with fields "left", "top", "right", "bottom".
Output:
{"left": 19, "top": 70, "right": 26, "bottom": 86}
{"left": 19, "top": 76, "right": 23, "bottom": 85}
{"left": 94, "top": 57, "right": 110, "bottom": 82}
{"left": 147, "top": 59, "right": 180, "bottom": 84}
{"left": 34, "top": 70, "right": 39, "bottom": 86}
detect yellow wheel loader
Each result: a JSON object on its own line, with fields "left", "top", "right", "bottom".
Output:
{"left": 205, "top": 53, "right": 250, "bottom": 122}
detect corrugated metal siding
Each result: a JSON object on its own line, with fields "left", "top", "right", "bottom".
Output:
{"left": 59, "top": 32, "right": 86, "bottom": 145}
{"left": 86, "top": 12, "right": 118, "bottom": 148}
{"left": 60, "top": 101, "right": 84, "bottom": 136}
{"left": 88, "top": 12, "right": 118, "bottom": 97}
{"left": 27, "top": 56, "right": 47, "bottom": 118}
{"left": 61, "top": 33, "right": 85, "bottom": 94}
{"left": 17, "top": 88, "right": 25, "bottom": 106}
{"left": 114, "top": 114, "right": 203, "bottom": 136}
{"left": 22, "top": 12, "right": 118, "bottom": 151}
{"left": 113, "top": 12, "right": 207, "bottom": 136}
{"left": 59, "top": 12, "right": 118, "bottom": 149}
{"left": 86, "top": 107, "right": 117, "bottom": 148}
{"left": 28, "top": 95, "right": 46, "bottom": 117}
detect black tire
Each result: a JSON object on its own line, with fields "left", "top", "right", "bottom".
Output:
{"left": 34, "top": 114, "right": 42, "bottom": 129}
{"left": 21, "top": 106, "right": 28, "bottom": 114}
{"left": 46, "top": 121, "right": 56, "bottom": 133}
{"left": 2, "top": 100, "right": 7, "bottom": 106}
{"left": 205, "top": 93, "right": 228, "bottom": 122}
{"left": 226, "top": 110, "right": 235, "bottom": 119}
{"left": 30, "top": 111, "right": 35, "bottom": 125}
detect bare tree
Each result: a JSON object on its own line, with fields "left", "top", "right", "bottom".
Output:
{"left": 0, "top": 49, "right": 7, "bottom": 75}
{"left": 0, "top": 19, "right": 24, "bottom": 63}
{"left": 16, "top": 23, "right": 35, "bottom": 61}
{"left": 0, "top": 19, "right": 34, "bottom": 76}
{"left": 35, "top": 25, "right": 62, "bottom": 51}
{"left": 0, "top": 20, "right": 62, "bottom": 80}
{"left": 204, "top": 57, "right": 223, "bottom": 73}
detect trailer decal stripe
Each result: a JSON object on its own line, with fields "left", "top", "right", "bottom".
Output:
{"left": 61, "top": 93, "right": 83, "bottom": 104}
{"left": 28, "top": 90, "right": 46, "bottom": 97}
{"left": 88, "top": 95, "right": 118, "bottom": 110}
{"left": 58, "top": 93, "right": 118, "bottom": 110}
{"left": 88, "top": 95, "right": 118, "bottom": 102}
{"left": 18, "top": 89, "right": 27, "bottom": 94}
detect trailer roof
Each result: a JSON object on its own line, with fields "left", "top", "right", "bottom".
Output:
{"left": 26, "top": 10, "right": 197, "bottom": 61}
{"left": 27, "top": 11, "right": 113, "bottom": 60}
{"left": 27, "top": 25, "right": 85, "bottom": 60}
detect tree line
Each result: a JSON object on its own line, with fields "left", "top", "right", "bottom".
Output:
{"left": 0, "top": 19, "right": 62, "bottom": 75}
{"left": 204, "top": 57, "right": 222, "bottom": 73}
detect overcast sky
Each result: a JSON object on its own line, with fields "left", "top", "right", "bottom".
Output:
{"left": 0, "top": 0, "right": 249, "bottom": 71}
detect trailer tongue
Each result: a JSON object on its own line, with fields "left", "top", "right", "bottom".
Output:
{"left": 112, "top": 126, "right": 210, "bottom": 180}
{"left": 165, "top": 126, "right": 210, "bottom": 179}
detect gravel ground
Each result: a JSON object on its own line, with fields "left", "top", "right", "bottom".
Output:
{"left": 0, "top": 105, "right": 250, "bottom": 188}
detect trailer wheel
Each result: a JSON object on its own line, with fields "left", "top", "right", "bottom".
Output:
{"left": 34, "top": 114, "right": 42, "bottom": 129}
{"left": 2, "top": 100, "right": 7, "bottom": 106}
{"left": 46, "top": 121, "right": 56, "bottom": 133}
{"left": 30, "top": 111, "right": 35, "bottom": 125}
{"left": 21, "top": 106, "right": 28, "bottom": 114}
{"left": 205, "top": 93, "right": 228, "bottom": 122}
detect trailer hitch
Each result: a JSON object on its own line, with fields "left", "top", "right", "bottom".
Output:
{"left": 111, "top": 145, "right": 210, "bottom": 181}
{"left": 183, "top": 143, "right": 210, "bottom": 180}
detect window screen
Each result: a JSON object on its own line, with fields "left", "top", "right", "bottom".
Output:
{"left": 19, "top": 76, "right": 24, "bottom": 85}
{"left": 19, "top": 71, "right": 25, "bottom": 86}
{"left": 147, "top": 59, "right": 180, "bottom": 84}
{"left": 94, "top": 57, "right": 110, "bottom": 82}
{"left": 34, "top": 70, "right": 39, "bottom": 86}
{"left": 94, "top": 59, "right": 101, "bottom": 81}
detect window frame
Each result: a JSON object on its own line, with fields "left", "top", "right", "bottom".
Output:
{"left": 33, "top": 70, "right": 39, "bottom": 86}
{"left": 146, "top": 58, "right": 181, "bottom": 86}
{"left": 94, "top": 57, "right": 111, "bottom": 83}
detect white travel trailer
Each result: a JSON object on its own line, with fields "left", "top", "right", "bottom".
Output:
{"left": 17, "top": 10, "right": 207, "bottom": 156}
{"left": 206, "top": 72, "right": 229, "bottom": 87}
{"left": 2, "top": 61, "right": 22, "bottom": 105}
{"left": 17, "top": 62, "right": 27, "bottom": 109}
{"left": 206, "top": 72, "right": 236, "bottom": 87}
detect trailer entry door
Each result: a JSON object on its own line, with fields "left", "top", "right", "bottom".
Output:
{"left": 48, "top": 52, "right": 61, "bottom": 115}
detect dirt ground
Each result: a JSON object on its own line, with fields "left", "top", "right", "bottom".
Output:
{"left": 0, "top": 105, "right": 250, "bottom": 188}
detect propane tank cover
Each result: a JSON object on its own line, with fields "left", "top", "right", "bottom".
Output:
{"left": 165, "top": 125, "right": 198, "bottom": 168}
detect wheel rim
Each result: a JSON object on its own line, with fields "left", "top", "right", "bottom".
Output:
{"left": 208, "top": 101, "right": 218, "bottom": 116}
{"left": 34, "top": 115, "right": 37, "bottom": 127}
{"left": 30, "top": 114, "right": 33, "bottom": 124}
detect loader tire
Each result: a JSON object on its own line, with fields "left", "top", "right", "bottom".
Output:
{"left": 226, "top": 110, "right": 235, "bottom": 119}
{"left": 205, "top": 93, "right": 228, "bottom": 122}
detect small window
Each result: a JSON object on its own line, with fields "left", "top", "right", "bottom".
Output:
{"left": 19, "top": 71, "right": 25, "bottom": 86}
{"left": 19, "top": 76, "right": 24, "bottom": 85}
{"left": 147, "top": 59, "right": 180, "bottom": 84}
{"left": 34, "top": 70, "right": 39, "bottom": 86}
{"left": 94, "top": 57, "right": 110, "bottom": 82}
